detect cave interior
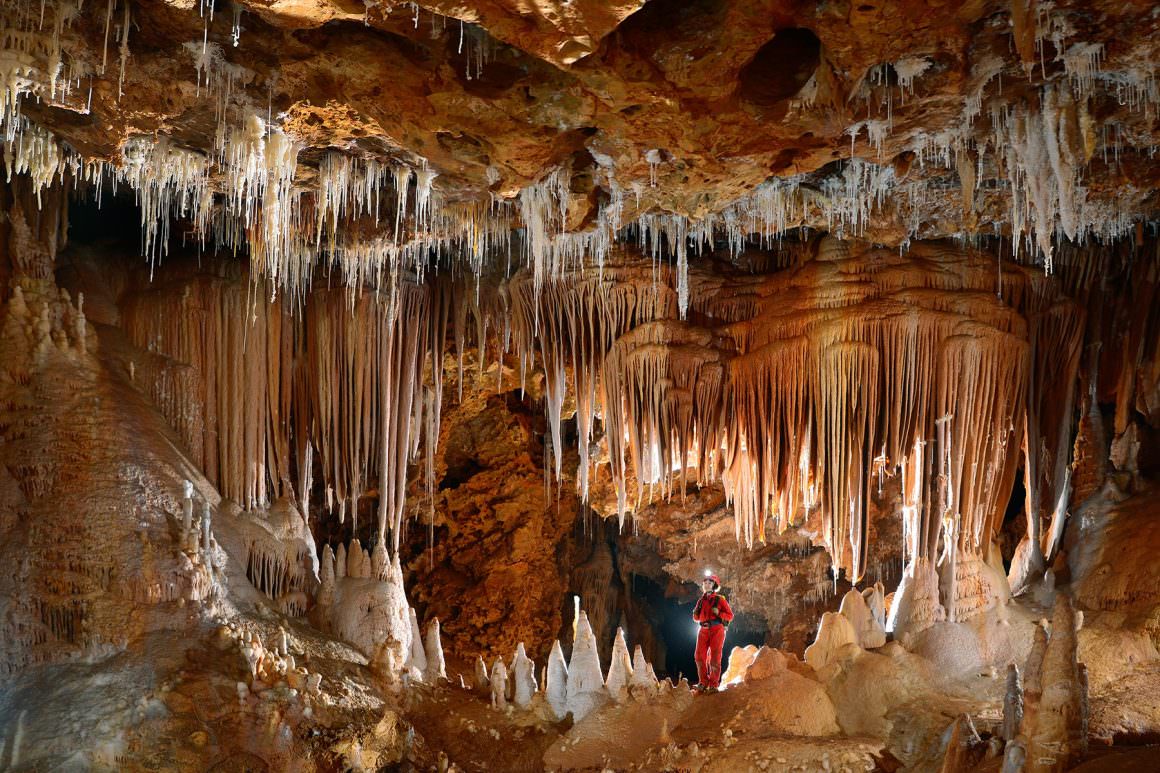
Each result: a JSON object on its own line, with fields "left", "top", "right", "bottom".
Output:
{"left": 2, "top": 0, "right": 1160, "bottom": 771}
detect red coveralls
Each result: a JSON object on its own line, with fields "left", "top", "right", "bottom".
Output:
{"left": 693, "top": 591, "right": 734, "bottom": 689}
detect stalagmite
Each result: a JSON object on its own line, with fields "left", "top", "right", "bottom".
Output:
{"left": 424, "top": 619, "right": 447, "bottom": 683}
{"left": 1027, "top": 595, "right": 1086, "bottom": 772}
{"left": 474, "top": 655, "right": 490, "bottom": 695}
{"left": 804, "top": 612, "right": 860, "bottom": 674}
{"left": 629, "top": 645, "right": 658, "bottom": 693}
{"left": 604, "top": 628, "right": 634, "bottom": 699}
{"left": 277, "top": 627, "right": 290, "bottom": 657}
{"left": 318, "top": 546, "right": 336, "bottom": 607}
{"left": 510, "top": 643, "right": 537, "bottom": 708}
{"left": 407, "top": 607, "right": 427, "bottom": 680}
{"left": 838, "top": 588, "right": 886, "bottom": 649}
{"left": 1002, "top": 664, "right": 1023, "bottom": 743}
{"left": 1000, "top": 742, "right": 1027, "bottom": 773}
{"left": 566, "top": 611, "right": 607, "bottom": 720}
{"left": 866, "top": 583, "right": 887, "bottom": 632}
{"left": 200, "top": 501, "right": 212, "bottom": 557}
{"left": 546, "top": 640, "right": 569, "bottom": 719}
{"left": 489, "top": 658, "right": 508, "bottom": 709}
{"left": 324, "top": 551, "right": 411, "bottom": 687}
{"left": 889, "top": 558, "right": 946, "bottom": 643}
{"left": 347, "top": 539, "right": 365, "bottom": 580}
{"left": 181, "top": 480, "right": 194, "bottom": 539}
{"left": 371, "top": 541, "right": 388, "bottom": 581}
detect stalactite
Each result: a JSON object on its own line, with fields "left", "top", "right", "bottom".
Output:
{"left": 111, "top": 209, "right": 1093, "bottom": 624}
{"left": 589, "top": 239, "right": 1040, "bottom": 584}
{"left": 1022, "top": 298, "right": 1085, "bottom": 574}
{"left": 509, "top": 260, "right": 677, "bottom": 499}
{"left": 119, "top": 261, "right": 449, "bottom": 560}
{"left": 121, "top": 271, "right": 293, "bottom": 509}
{"left": 602, "top": 320, "right": 727, "bottom": 525}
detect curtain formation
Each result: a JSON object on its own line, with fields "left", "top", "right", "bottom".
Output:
{"left": 120, "top": 234, "right": 1095, "bottom": 581}
{"left": 122, "top": 271, "right": 450, "bottom": 551}
{"left": 513, "top": 237, "right": 1090, "bottom": 582}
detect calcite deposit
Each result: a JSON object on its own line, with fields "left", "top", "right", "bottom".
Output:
{"left": 1, "top": 0, "right": 1160, "bottom": 770}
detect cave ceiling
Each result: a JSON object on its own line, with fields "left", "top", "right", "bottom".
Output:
{"left": 4, "top": 0, "right": 1159, "bottom": 290}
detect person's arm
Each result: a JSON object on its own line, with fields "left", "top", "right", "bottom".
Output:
{"left": 692, "top": 594, "right": 707, "bottom": 622}
{"left": 717, "top": 595, "right": 734, "bottom": 624}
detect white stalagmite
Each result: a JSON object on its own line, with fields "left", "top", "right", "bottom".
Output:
{"left": 200, "top": 501, "right": 213, "bottom": 557}
{"left": 510, "top": 643, "right": 537, "bottom": 708}
{"left": 889, "top": 557, "right": 947, "bottom": 643}
{"left": 804, "top": 611, "right": 860, "bottom": 674}
{"left": 335, "top": 542, "right": 347, "bottom": 579}
{"left": 604, "top": 628, "right": 634, "bottom": 699}
{"left": 407, "top": 607, "right": 427, "bottom": 680}
{"left": 838, "top": 587, "right": 886, "bottom": 649}
{"left": 474, "top": 655, "right": 490, "bottom": 694}
{"left": 565, "top": 611, "right": 606, "bottom": 720}
{"left": 327, "top": 550, "right": 411, "bottom": 688}
{"left": 629, "top": 645, "right": 658, "bottom": 692}
{"left": 546, "top": 640, "right": 569, "bottom": 719}
{"left": 181, "top": 480, "right": 194, "bottom": 538}
{"left": 866, "top": 582, "right": 887, "bottom": 632}
{"left": 489, "top": 658, "right": 509, "bottom": 709}
{"left": 424, "top": 619, "right": 447, "bottom": 683}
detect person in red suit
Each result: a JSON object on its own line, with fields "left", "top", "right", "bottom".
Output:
{"left": 692, "top": 573, "right": 734, "bottom": 692}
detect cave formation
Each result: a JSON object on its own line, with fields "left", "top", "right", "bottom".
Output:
{"left": 1, "top": 0, "right": 1160, "bottom": 771}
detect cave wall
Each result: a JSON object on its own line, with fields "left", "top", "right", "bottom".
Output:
{"left": 399, "top": 386, "right": 581, "bottom": 666}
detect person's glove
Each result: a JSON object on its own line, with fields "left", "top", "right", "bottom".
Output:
{"left": 712, "top": 605, "right": 718, "bottom": 614}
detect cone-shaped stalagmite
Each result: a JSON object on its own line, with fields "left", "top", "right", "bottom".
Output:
{"left": 546, "top": 640, "right": 569, "bottom": 719}
{"left": 424, "top": 619, "right": 447, "bottom": 683}
{"left": 407, "top": 607, "right": 427, "bottom": 680}
{"left": 510, "top": 643, "right": 537, "bottom": 708}
{"left": 566, "top": 611, "right": 606, "bottom": 720}
{"left": 489, "top": 658, "right": 509, "bottom": 709}
{"left": 605, "top": 628, "right": 634, "bottom": 700}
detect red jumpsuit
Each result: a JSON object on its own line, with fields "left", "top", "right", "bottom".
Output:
{"left": 693, "top": 591, "right": 734, "bottom": 689}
